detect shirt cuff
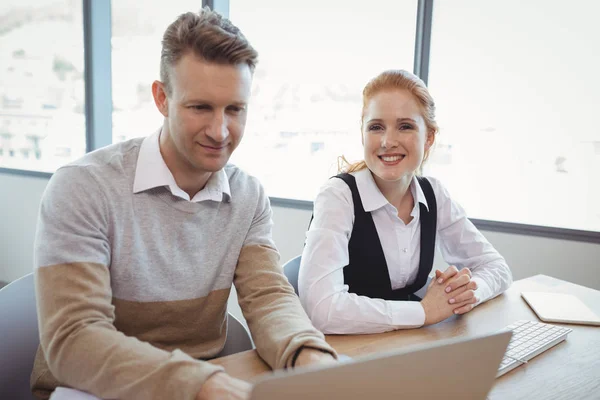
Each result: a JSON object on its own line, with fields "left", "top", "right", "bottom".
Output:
{"left": 390, "top": 301, "right": 426, "bottom": 328}
{"left": 472, "top": 276, "right": 493, "bottom": 305}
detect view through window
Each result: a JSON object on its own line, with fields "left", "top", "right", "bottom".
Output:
{"left": 229, "top": 0, "right": 418, "bottom": 201}
{"left": 426, "top": 0, "right": 600, "bottom": 231}
{"left": 0, "top": 0, "right": 85, "bottom": 172}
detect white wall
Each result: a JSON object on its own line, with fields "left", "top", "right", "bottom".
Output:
{"left": 1, "top": 172, "right": 599, "bottom": 291}
{"left": 0, "top": 172, "right": 48, "bottom": 282}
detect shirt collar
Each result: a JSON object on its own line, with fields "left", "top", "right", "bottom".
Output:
{"left": 353, "top": 169, "right": 429, "bottom": 212}
{"left": 133, "top": 130, "right": 231, "bottom": 203}
{"left": 412, "top": 175, "right": 430, "bottom": 212}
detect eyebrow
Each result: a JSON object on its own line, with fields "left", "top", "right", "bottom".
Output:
{"left": 366, "top": 118, "right": 418, "bottom": 124}
{"left": 397, "top": 118, "right": 417, "bottom": 124}
{"left": 184, "top": 99, "right": 248, "bottom": 107}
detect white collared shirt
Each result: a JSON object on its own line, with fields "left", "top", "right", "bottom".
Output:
{"left": 133, "top": 130, "right": 231, "bottom": 203}
{"left": 299, "top": 168, "right": 513, "bottom": 334}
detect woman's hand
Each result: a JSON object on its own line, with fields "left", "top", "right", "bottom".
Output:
{"left": 435, "top": 267, "right": 478, "bottom": 315}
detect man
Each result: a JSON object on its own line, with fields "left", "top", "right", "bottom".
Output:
{"left": 32, "top": 8, "right": 336, "bottom": 400}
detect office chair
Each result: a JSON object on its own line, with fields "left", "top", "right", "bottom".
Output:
{"left": 217, "top": 312, "right": 254, "bottom": 357}
{"left": 0, "top": 273, "right": 253, "bottom": 399}
{"left": 283, "top": 255, "right": 302, "bottom": 295}
{"left": 0, "top": 272, "right": 38, "bottom": 400}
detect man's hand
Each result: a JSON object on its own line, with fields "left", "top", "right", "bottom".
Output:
{"left": 196, "top": 372, "right": 252, "bottom": 400}
{"left": 293, "top": 348, "right": 337, "bottom": 368}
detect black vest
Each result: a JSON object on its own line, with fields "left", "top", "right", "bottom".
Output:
{"left": 335, "top": 173, "right": 437, "bottom": 301}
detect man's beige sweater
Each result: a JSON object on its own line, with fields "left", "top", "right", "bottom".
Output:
{"left": 31, "top": 138, "right": 335, "bottom": 399}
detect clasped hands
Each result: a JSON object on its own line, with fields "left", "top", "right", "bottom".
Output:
{"left": 421, "top": 266, "right": 479, "bottom": 326}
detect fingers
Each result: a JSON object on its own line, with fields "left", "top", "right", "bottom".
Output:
{"left": 429, "top": 270, "right": 443, "bottom": 288}
{"left": 445, "top": 273, "right": 476, "bottom": 294}
{"left": 436, "top": 266, "right": 459, "bottom": 284}
{"left": 467, "top": 279, "right": 477, "bottom": 291}
{"left": 450, "top": 290, "right": 478, "bottom": 315}
{"left": 453, "top": 301, "right": 476, "bottom": 315}
{"left": 449, "top": 289, "right": 478, "bottom": 305}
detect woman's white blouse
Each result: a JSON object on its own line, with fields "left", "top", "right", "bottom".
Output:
{"left": 299, "top": 169, "right": 513, "bottom": 334}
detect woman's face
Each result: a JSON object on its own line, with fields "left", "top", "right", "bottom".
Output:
{"left": 362, "top": 89, "right": 433, "bottom": 183}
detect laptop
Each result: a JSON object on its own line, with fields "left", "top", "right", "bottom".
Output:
{"left": 251, "top": 330, "right": 512, "bottom": 400}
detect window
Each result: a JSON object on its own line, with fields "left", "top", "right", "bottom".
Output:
{"left": 0, "top": 0, "right": 85, "bottom": 172}
{"left": 229, "top": 0, "right": 418, "bottom": 201}
{"left": 111, "top": 0, "right": 204, "bottom": 144}
{"left": 426, "top": 0, "right": 600, "bottom": 232}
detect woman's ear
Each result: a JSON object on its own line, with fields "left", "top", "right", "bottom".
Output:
{"left": 360, "top": 121, "right": 365, "bottom": 146}
{"left": 425, "top": 129, "right": 435, "bottom": 151}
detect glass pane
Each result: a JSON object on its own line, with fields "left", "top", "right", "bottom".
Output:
{"left": 427, "top": 0, "right": 600, "bottom": 232}
{"left": 0, "top": 0, "right": 85, "bottom": 172}
{"left": 111, "top": 1, "right": 204, "bottom": 144}
{"left": 229, "top": 0, "right": 418, "bottom": 201}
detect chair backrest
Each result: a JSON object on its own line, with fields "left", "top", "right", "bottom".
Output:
{"left": 0, "top": 272, "right": 39, "bottom": 400}
{"left": 217, "top": 313, "right": 254, "bottom": 358}
{"left": 0, "top": 272, "right": 253, "bottom": 399}
{"left": 282, "top": 255, "right": 302, "bottom": 295}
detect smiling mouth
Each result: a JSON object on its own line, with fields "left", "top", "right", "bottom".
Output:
{"left": 378, "top": 154, "right": 405, "bottom": 163}
{"left": 198, "top": 143, "right": 227, "bottom": 151}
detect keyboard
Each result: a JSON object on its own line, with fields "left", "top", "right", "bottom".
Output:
{"left": 497, "top": 320, "right": 572, "bottom": 377}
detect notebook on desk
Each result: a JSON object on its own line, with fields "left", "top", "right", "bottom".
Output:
{"left": 250, "top": 330, "right": 512, "bottom": 400}
{"left": 521, "top": 291, "right": 600, "bottom": 326}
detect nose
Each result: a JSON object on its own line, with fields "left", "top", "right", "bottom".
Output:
{"left": 381, "top": 128, "right": 399, "bottom": 149}
{"left": 206, "top": 111, "right": 229, "bottom": 143}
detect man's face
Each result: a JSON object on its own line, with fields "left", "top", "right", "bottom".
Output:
{"left": 157, "top": 53, "right": 252, "bottom": 173}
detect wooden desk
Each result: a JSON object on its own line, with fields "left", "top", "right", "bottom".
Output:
{"left": 210, "top": 275, "right": 600, "bottom": 399}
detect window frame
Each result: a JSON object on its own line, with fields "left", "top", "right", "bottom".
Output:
{"left": 2, "top": 0, "right": 598, "bottom": 243}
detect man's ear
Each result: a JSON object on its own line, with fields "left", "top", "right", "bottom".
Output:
{"left": 152, "top": 80, "right": 169, "bottom": 117}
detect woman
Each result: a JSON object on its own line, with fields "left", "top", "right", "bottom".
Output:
{"left": 299, "top": 70, "right": 512, "bottom": 334}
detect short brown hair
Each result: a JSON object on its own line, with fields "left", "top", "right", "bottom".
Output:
{"left": 160, "top": 7, "right": 258, "bottom": 95}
